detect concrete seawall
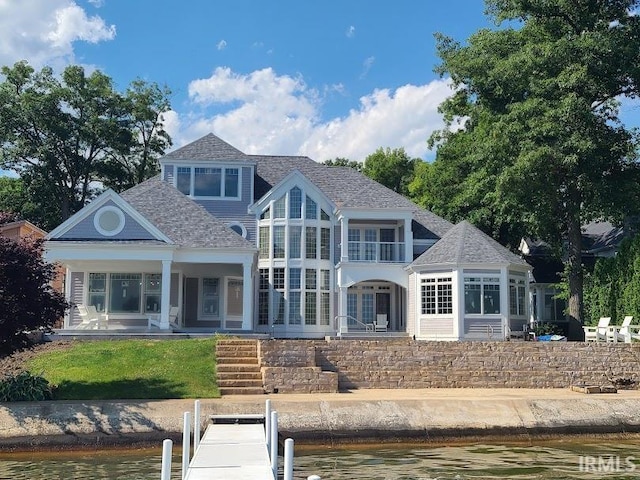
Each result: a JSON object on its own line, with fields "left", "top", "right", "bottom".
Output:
{"left": 2, "top": 389, "right": 640, "bottom": 450}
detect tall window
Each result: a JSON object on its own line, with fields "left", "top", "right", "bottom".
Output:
{"left": 202, "top": 278, "right": 219, "bottom": 315}
{"left": 177, "top": 167, "right": 191, "bottom": 195}
{"left": 305, "top": 292, "right": 317, "bottom": 325}
{"left": 306, "top": 227, "right": 317, "bottom": 259}
{"left": 274, "top": 196, "right": 286, "bottom": 219}
{"left": 421, "top": 277, "right": 453, "bottom": 315}
{"left": 289, "top": 268, "right": 302, "bottom": 325}
{"left": 273, "top": 268, "right": 285, "bottom": 325}
{"left": 144, "top": 274, "right": 162, "bottom": 313}
{"left": 289, "top": 187, "right": 302, "bottom": 219}
{"left": 305, "top": 196, "right": 317, "bottom": 219}
{"left": 289, "top": 226, "right": 301, "bottom": 259}
{"left": 273, "top": 226, "right": 285, "bottom": 259}
{"left": 509, "top": 278, "right": 526, "bottom": 316}
{"left": 464, "top": 276, "right": 501, "bottom": 314}
{"left": 258, "top": 269, "right": 269, "bottom": 325}
{"left": 88, "top": 273, "right": 106, "bottom": 312}
{"left": 225, "top": 168, "right": 239, "bottom": 197}
{"left": 320, "top": 228, "right": 331, "bottom": 260}
{"left": 348, "top": 229, "right": 360, "bottom": 260}
{"left": 259, "top": 227, "right": 270, "bottom": 259}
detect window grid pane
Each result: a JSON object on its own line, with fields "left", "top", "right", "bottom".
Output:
{"left": 225, "top": 168, "right": 239, "bottom": 197}
{"left": 289, "top": 268, "right": 301, "bottom": 290}
{"left": 273, "top": 226, "right": 285, "bottom": 259}
{"left": 289, "top": 226, "right": 301, "bottom": 259}
{"left": 177, "top": 167, "right": 191, "bottom": 195}
{"left": 259, "top": 227, "right": 270, "bottom": 259}
{"left": 305, "top": 292, "right": 317, "bottom": 325}
{"left": 289, "top": 187, "right": 302, "bottom": 219}
{"left": 194, "top": 167, "right": 221, "bottom": 196}
{"left": 320, "top": 292, "right": 330, "bottom": 325}
{"left": 306, "top": 227, "right": 317, "bottom": 259}
{"left": 274, "top": 196, "right": 286, "bottom": 219}
{"left": 305, "top": 269, "right": 316, "bottom": 289}
{"left": 289, "top": 291, "right": 302, "bottom": 325}
{"left": 144, "top": 273, "right": 162, "bottom": 313}
{"left": 305, "top": 196, "right": 317, "bottom": 219}
{"left": 320, "top": 228, "right": 330, "bottom": 260}
{"left": 202, "top": 278, "right": 219, "bottom": 315}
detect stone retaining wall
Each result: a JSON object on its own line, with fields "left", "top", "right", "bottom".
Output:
{"left": 258, "top": 339, "right": 640, "bottom": 391}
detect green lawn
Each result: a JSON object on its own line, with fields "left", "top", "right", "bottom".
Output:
{"left": 27, "top": 338, "right": 219, "bottom": 400}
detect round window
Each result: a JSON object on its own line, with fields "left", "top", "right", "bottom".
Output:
{"left": 94, "top": 206, "right": 125, "bottom": 237}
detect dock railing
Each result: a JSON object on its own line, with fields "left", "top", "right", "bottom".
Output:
{"left": 160, "top": 399, "right": 321, "bottom": 479}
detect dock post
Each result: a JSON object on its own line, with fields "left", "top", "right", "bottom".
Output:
{"left": 270, "top": 410, "right": 278, "bottom": 479}
{"left": 160, "top": 439, "right": 172, "bottom": 480}
{"left": 283, "top": 438, "right": 294, "bottom": 480}
{"left": 265, "top": 399, "right": 272, "bottom": 451}
{"left": 193, "top": 399, "right": 201, "bottom": 451}
{"left": 181, "top": 411, "right": 191, "bottom": 480}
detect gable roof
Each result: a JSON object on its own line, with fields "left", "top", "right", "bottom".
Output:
{"left": 251, "top": 154, "right": 453, "bottom": 238}
{"left": 411, "top": 220, "right": 528, "bottom": 267}
{"left": 120, "top": 176, "right": 254, "bottom": 249}
{"left": 160, "top": 133, "right": 253, "bottom": 162}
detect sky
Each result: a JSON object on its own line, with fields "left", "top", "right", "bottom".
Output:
{"left": 1, "top": 0, "right": 638, "bottom": 165}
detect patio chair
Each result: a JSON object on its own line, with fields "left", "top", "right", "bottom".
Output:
{"left": 375, "top": 314, "right": 388, "bottom": 333}
{"left": 583, "top": 316, "right": 611, "bottom": 342}
{"left": 609, "top": 316, "right": 639, "bottom": 343}
{"left": 148, "top": 306, "right": 180, "bottom": 330}
{"left": 75, "top": 305, "right": 106, "bottom": 329}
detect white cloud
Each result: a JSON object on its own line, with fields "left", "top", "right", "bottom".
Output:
{"left": 0, "top": 0, "right": 115, "bottom": 70}
{"left": 173, "top": 67, "right": 453, "bottom": 162}
{"left": 216, "top": 39, "right": 227, "bottom": 50}
{"left": 346, "top": 25, "right": 355, "bottom": 38}
{"left": 360, "top": 56, "right": 375, "bottom": 79}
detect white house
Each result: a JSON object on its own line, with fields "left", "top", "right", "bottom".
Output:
{"left": 45, "top": 133, "right": 531, "bottom": 340}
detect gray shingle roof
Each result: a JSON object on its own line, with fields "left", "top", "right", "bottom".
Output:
{"left": 160, "top": 133, "right": 253, "bottom": 162}
{"left": 411, "top": 220, "right": 528, "bottom": 267}
{"left": 251, "top": 155, "right": 453, "bottom": 239}
{"left": 121, "top": 176, "right": 254, "bottom": 249}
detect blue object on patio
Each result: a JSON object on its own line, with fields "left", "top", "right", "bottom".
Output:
{"left": 538, "top": 334, "right": 567, "bottom": 342}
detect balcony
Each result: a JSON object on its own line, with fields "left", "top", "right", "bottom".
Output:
{"left": 346, "top": 241, "right": 406, "bottom": 263}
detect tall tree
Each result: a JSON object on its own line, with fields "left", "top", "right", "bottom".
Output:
{"left": 362, "top": 147, "right": 417, "bottom": 196}
{"left": 429, "top": 0, "right": 640, "bottom": 338}
{"left": 323, "top": 157, "right": 362, "bottom": 171}
{"left": 0, "top": 61, "right": 172, "bottom": 223}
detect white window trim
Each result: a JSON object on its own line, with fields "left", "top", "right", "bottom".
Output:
{"left": 94, "top": 206, "right": 126, "bottom": 237}
{"left": 228, "top": 222, "right": 247, "bottom": 238}
{"left": 175, "top": 166, "right": 242, "bottom": 200}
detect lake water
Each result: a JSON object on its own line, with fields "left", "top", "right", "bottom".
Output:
{"left": 1, "top": 439, "right": 640, "bottom": 479}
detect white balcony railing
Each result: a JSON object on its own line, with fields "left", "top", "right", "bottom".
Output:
{"left": 346, "top": 241, "right": 406, "bottom": 263}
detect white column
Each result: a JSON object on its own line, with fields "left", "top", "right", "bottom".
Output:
{"left": 340, "top": 215, "right": 349, "bottom": 263}
{"left": 242, "top": 260, "right": 253, "bottom": 330}
{"left": 160, "top": 260, "right": 172, "bottom": 329}
{"left": 403, "top": 216, "right": 413, "bottom": 263}
{"left": 64, "top": 267, "right": 72, "bottom": 329}
{"left": 500, "top": 267, "right": 509, "bottom": 339}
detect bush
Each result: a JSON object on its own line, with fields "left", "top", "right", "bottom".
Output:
{"left": 0, "top": 371, "right": 53, "bottom": 401}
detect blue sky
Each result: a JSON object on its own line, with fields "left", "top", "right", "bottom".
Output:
{"left": 1, "top": 0, "right": 638, "bottom": 165}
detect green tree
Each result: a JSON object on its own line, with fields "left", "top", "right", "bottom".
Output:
{"left": 429, "top": 0, "right": 640, "bottom": 337}
{"left": 0, "top": 61, "right": 172, "bottom": 223}
{"left": 362, "top": 147, "right": 417, "bottom": 196}
{"left": 323, "top": 157, "right": 362, "bottom": 172}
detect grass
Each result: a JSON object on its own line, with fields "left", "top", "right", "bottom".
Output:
{"left": 26, "top": 338, "right": 219, "bottom": 400}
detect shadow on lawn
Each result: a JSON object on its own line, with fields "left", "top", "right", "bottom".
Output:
{"left": 54, "top": 378, "right": 188, "bottom": 400}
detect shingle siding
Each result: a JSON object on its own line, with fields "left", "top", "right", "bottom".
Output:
{"left": 59, "top": 200, "right": 157, "bottom": 240}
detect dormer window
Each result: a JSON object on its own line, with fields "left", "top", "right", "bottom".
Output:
{"left": 174, "top": 166, "right": 240, "bottom": 199}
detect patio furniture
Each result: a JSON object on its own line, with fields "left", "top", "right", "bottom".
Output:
{"left": 375, "top": 314, "right": 388, "bottom": 333}
{"left": 148, "top": 306, "right": 180, "bottom": 330}
{"left": 583, "top": 316, "right": 611, "bottom": 342}
{"left": 609, "top": 316, "right": 640, "bottom": 343}
{"left": 75, "top": 305, "right": 107, "bottom": 329}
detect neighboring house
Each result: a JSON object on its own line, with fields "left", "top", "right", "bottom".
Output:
{"left": 520, "top": 221, "right": 626, "bottom": 333}
{"left": 44, "top": 133, "right": 531, "bottom": 340}
{"left": 0, "top": 219, "right": 64, "bottom": 294}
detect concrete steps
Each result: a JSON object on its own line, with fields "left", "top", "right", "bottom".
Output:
{"left": 216, "top": 339, "right": 264, "bottom": 395}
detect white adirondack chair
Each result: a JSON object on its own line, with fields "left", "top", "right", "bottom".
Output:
{"left": 583, "top": 317, "right": 611, "bottom": 342}
{"left": 609, "top": 316, "right": 639, "bottom": 343}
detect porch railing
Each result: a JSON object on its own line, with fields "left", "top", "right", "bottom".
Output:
{"left": 346, "top": 241, "right": 406, "bottom": 263}
{"left": 335, "top": 315, "right": 374, "bottom": 336}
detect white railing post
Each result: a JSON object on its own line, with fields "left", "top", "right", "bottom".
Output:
{"left": 182, "top": 411, "right": 191, "bottom": 480}
{"left": 193, "top": 400, "right": 201, "bottom": 451}
{"left": 160, "top": 439, "right": 172, "bottom": 480}
{"left": 265, "top": 399, "right": 272, "bottom": 450}
{"left": 270, "top": 410, "right": 278, "bottom": 479}
{"left": 284, "top": 438, "right": 294, "bottom": 480}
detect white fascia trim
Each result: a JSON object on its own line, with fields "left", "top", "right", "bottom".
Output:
{"left": 46, "top": 189, "right": 173, "bottom": 244}
{"left": 248, "top": 170, "right": 336, "bottom": 215}
{"left": 174, "top": 249, "right": 256, "bottom": 264}
{"left": 159, "top": 158, "right": 257, "bottom": 167}
{"left": 336, "top": 208, "right": 414, "bottom": 222}
{"left": 44, "top": 242, "right": 176, "bottom": 262}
